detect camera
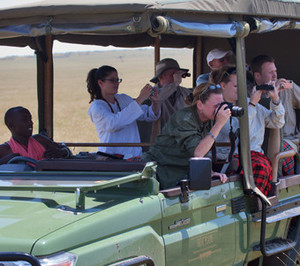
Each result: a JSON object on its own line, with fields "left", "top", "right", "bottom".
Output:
{"left": 217, "top": 101, "right": 244, "bottom": 117}
{"left": 182, "top": 72, "right": 191, "bottom": 78}
{"left": 256, "top": 84, "right": 274, "bottom": 91}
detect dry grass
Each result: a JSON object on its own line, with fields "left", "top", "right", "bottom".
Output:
{"left": 0, "top": 48, "right": 193, "bottom": 153}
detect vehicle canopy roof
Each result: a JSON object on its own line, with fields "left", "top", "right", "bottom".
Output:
{"left": 0, "top": 0, "right": 300, "bottom": 48}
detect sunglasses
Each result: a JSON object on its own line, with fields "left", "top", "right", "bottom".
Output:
{"left": 219, "top": 55, "right": 230, "bottom": 63}
{"left": 221, "top": 67, "right": 236, "bottom": 82}
{"left": 199, "top": 84, "right": 221, "bottom": 98}
{"left": 102, "top": 78, "right": 123, "bottom": 83}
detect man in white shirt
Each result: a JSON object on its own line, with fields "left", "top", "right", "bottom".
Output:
{"left": 251, "top": 54, "right": 300, "bottom": 175}
{"left": 196, "top": 48, "right": 233, "bottom": 86}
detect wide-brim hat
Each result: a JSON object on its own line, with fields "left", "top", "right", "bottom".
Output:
{"left": 150, "top": 58, "right": 189, "bottom": 83}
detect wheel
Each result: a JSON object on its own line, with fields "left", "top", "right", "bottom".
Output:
{"left": 7, "top": 156, "right": 37, "bottom": 170}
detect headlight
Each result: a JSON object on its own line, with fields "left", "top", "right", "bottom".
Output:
{"left": 38, "top": 252, "right": 77, "bottom": 266}
{"left": 0, "top": 262, "right": 31, "bottom": 266}
{"left": 0, "top": 252, "right": 77, "bottom": 266}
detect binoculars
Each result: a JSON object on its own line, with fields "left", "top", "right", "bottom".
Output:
{"left": 182, "top": 72, "right": 191, "bottom": 78}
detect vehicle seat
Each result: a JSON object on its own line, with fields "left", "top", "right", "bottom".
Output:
{"left": 137, "top": 120, "right": 152, "bottom": 152}
{"left": 266, "top": 127, "right": 299, "bottom": 183}
{"left": 136, "top": 98, "right": 154, "bottom": 151}
{"left": 259, "top": 97, "right": 299, "bottom": 183}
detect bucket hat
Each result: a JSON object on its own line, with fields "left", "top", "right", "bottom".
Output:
{"left": 150, "top": 58, "right": 188, "bottom": 83}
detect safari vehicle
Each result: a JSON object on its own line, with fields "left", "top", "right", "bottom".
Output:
{"left": 0, "top": 1, "right": 299, "bottom": 265}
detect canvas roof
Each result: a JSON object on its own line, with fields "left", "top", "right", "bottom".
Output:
{"left": 1, "top": 0, "right": 300, "bottom": 18}
{"left": 0, "top": 0, "right": 300, "bottom": 48}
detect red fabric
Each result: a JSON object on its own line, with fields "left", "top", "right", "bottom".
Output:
{"left": 8, "top": 137, "right": 45, "bottom": 160}
{"left": 282, "top": 140, "right": 295, "bottom": 176}
{"left": 126, "top": 156, "right": 141, "bottom": 162}
{"left": 233, "top": 151, "right": 272, "bottom": 196}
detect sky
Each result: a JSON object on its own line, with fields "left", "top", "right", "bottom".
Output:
{"left": 0, "top": 0, "right": 121, "bottom": 58}
{"left": 0, "top": 42, "right": 121, "bottom": 58}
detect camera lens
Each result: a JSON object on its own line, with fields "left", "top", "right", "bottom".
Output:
{"left": 231, "top": 106, "right": 244, "bottom": 117}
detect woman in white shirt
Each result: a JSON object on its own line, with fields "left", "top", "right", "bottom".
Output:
{"left": 87, "top": 65, "right": 160, "bottom": 159}
{"left": 210, "top": 66, "right": 284, "bottom": 196}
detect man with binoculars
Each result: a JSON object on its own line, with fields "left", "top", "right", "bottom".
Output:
{"left": 210, "top": 65, "right": 285, "bottom": 196}
{"left": 150, "top": 58, "right": 192, "bottom": 129}
{"left": 251, "top": 54, "right": 300, "bottom": 176}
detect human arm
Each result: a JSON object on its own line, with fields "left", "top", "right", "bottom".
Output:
{"left": 135, "top": 84, "right": 153, "bottom": 105}
{"left": 262, "top": 101, "right": 285, "bottom": 128}
{"left": 34, "top": 135, "right": 71, "bottom": 159}
{"left": 157, "top": 83, "right": 178, "bottom": 101}
{"left": 292, "top": 82, "right": 300, "bottom": 109}
{"left": 212, "top": 171, "right": 228, "bottom": 183}
{"left": 194, "top": 104, "right": 231, "bottom": 157}
{"left": 277, "top": 79, "right": 300, "bottom": 108}
{"left": 137, "top": 88, "right": 161, "bottom": 122}
{"left": 88, "top": 96, "right": 144, "bottom": 132}
{"left": 0, "top": 143, "right": 20, "bottom": 164}
{"left": 149, "top": 88, "right": 160, "bottom": 116}
{"left": 276, "top": 78, "right": 293, "bottom": 91}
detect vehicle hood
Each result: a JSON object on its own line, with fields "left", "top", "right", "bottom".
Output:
{"left": 0, "top": 190, "right": 96, "bottom": 253}
{"left": 0, "top": 186, "right": 161, "bottom": 256}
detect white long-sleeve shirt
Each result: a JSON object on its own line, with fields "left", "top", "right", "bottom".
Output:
{"left": 88, "top": 94, "right": 160, "bottom": 158}
{"left": 216, "top": 98, "right": 285, "bottom": 158}
{"left": 248, "top": 99, "right": 285, "bottom": 153}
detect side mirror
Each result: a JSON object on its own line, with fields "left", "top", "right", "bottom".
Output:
{"left": 188, "top": 157, "right": 211, "bottom": 190}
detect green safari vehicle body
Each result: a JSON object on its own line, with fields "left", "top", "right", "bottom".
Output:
{"left": 0, "top": 159, "right": 299, "bottom": 265}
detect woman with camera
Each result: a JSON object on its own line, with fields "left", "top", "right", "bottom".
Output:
{"left": 210, "top": 65, "right": 285, "bottom": 196}
{"left": 86, "top": 65, "right": 160, "bottom": 159}
{"left": 142, "top": 82, "right": 230, "bottom": 189}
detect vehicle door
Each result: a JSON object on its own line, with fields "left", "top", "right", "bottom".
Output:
{"left": 159, "top": 177, "right": 247, "bottom": 265}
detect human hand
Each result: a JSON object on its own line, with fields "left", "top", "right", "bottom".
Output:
{"left": 136, "top": 84, "right": 153, "bottom": 105}
{"left": 212, "top": 171, "right": 228, "bottom": 183}
{"left": 149, "top": 88, "right": 159, "bottom": 103}
{"left": 276, "top": 78, "right": 293, "bottom": 91}
{"left": 266, "top": 80, "right": 280, "bottom": 102}
{"left": 215, "top": 104, "right": 231, "bottom": 128}
{"left": 43, "top": 147, "right": 67, "bottom": 158}
{"left": 250, "top": 86, "right": 263, "bottom": 105}
{"left": 173, "top": 70, "right": 185, "bottom": 86}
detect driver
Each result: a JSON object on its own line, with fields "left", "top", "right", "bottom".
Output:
{"left": 0, "top": 106, "right": 71, "bottom": 165}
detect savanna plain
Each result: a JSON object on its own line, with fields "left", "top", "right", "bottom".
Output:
{"left": 0, "top": 48, "right": 193, "bottom": 153}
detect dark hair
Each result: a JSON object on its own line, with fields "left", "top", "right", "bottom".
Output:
{"left": 4, "top": 106, "right": 29, "bottom": 128}
{"left": 210, "top": 65, "right": 236, "bottom": 84}
{"left": 210, "top": 65, "right": 255, "bottom": 97}
{"left": 86, "top": 65, "right": 117, "bottom": 103}
{"left": 250, "top": 55, "right": 275, "bottom": 74}
{"left": 185, "top": 82, "right": 222, "bottom": 106}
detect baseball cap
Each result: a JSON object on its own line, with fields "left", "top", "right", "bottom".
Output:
{"left": 206, "top": 49, "right": 233, "bottom": 66}
{"left": 150, "top": 58, "right": 189, "bottom": 83}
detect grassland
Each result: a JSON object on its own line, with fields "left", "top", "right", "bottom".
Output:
{"left": 0, "top": 48, "right": 193, "bottom": 153}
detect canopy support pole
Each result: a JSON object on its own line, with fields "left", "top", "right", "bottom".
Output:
{"left": 36, "top": 35, "right": 54, "bottom": 139}
{"left": 193, "top": 36, "right": 202, "bottom": 88}
{"left": 236, "top": 36, "right": 269, "bottom": 204}
{"left": 150, "top": 37, "right": 161, "bottom": 143}
{"left": 235, "top": 37, "right": 253, "bottom": 190}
